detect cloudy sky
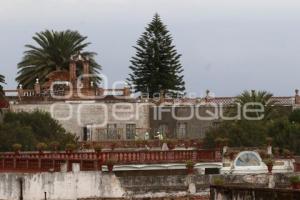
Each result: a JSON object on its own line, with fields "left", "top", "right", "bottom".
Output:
{"left": 1, "top": 0, "right": 300, "bottom": 96}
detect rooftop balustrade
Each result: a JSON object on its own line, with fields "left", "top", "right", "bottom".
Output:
{"left": 0, "top": 148, "right": 221, "bottom": 172}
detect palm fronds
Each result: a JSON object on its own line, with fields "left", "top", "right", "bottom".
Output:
{"left": 16, "top": 30, "right": 101, "bottom": 88}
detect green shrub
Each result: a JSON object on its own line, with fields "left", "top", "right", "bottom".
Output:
{"left": 289, "top": 176, "right": 300, "bottom": 184}
{"left": 12, "top": 143, "right": 22, "bottom": 151}
{"left": 263, "top": 158, "right": 274, "bottom": 165}
{"left": 185, "top": 160, "right": 195, "bottom": 168}
{"left": 0, "top": 111, "right": 76, "bottom": 151}
{"left": 212, "top": 177, "right": 224, "bottom": 185}
{"left": 94, "top": 144, "right": 102, "bottom": 152}
{"left": 36, "top": 142, "right": 47, "bottom": 151}
{"left": 66, "top": 143, "right": 76, "bottom": 151}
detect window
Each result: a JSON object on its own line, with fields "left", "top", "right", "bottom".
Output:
{"left": 235, "top": 152, "right": 261, "bottom": 167}
{"left": 176, "top": 123, "right": 187, "bottom": 139}
{"left": 126, "top": 124, "right": 136, "bottom": 140}
{"left": 205, "top": 168, "right": 220, "bottom": 175}
{"left": 107, "top": 124, "right": 117, "bottom": 139}
{"left": 158, "top": 124, "right": 169, "bottom": 136}
{"left": 83, "top": 125, "right": 92, "bottom": 141}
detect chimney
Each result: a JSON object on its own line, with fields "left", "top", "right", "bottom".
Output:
{"left": 159, "top": 89, "right": 165, "bottom": 104}
{"left": 83, "top": 59, "right": 90, "bottom": 89}
{"left": 69, "top": 58, "right": 77, "bottom": 87}
{"left": 295, "top": 89, "right": 300, "bottom": 104}
{"left": 34, "top": 78, "right": 40, "bottom": 95}
{"left": 18, "top": 84, "right": 24, "bottom": 97}
{"left": 123, "top": 86, "right": 131, "bottom": 96}
{"left": 205, "top": 89, "right": 210, "bottom": 103}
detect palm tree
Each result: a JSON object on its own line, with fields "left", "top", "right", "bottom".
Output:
{"left": 234, "top": 90, "right": 277, "bottom": 120}
{"left": 16, "top": 30, "right": 101, "bottom": 88}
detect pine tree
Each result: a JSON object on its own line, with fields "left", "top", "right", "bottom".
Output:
{"left": 128, "top": 14, "right": 185, "bottom": 97}
{"left": 0, "top": 74, "right": 5, "bottom": 100}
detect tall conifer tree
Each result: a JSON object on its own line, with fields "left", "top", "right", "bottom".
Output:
{"left": 128, "top": 14, "right": 185, "bottom": 97}
{"left": 0, "top": 74, "right": 5, "bottom": 100}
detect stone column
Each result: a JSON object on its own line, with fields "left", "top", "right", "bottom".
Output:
{"left": 123, "top": 86, "right": 130, "bottom": 96}
{"left": 83, "top": 60, "right": 90, "bottom": 89}
{"left": 268, "top": 174, "right": 275, "bottom": 188}
{"left": 34, "top": 78, "right": 40, "bottom": 95}
{"left": 18, "top": 84, "right": 24, "bottom": 97}
{"left": 295, "top": 89, "right": 300, "bottom": 104}
{"left": 159, "top": 89, "right": 165, "bottom": 104}
{"left": 69, "top": 60, "right": 77, "bottom": 87}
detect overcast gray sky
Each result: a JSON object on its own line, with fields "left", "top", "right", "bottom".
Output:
{"left": 1, "top": 0, "right": 300, "bottom": 96}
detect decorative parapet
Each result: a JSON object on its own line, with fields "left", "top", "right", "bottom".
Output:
{"left": 0, "top": 148, "right": 221, "bottom": 173}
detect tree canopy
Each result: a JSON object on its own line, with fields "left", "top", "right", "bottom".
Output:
{"left": 16, "top": 30, "right": 101, "bottom": 88}
{"left": 204, "top": 90, "right": 299, "bottom": 154}
{"left": 127, "top": 13, "right": 185, "bottom": 97}
{"left": 234, "top": 90, "right": 278, "bottom": 120}
{"left": 0, "top": 111, "right": 77, "bottom": 151}
{"left": 0, "top": 74, "right": 4, "bottom": 100}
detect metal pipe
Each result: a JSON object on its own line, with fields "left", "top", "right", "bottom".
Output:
{"left": 19, "top": 178, "right": 23, "bottom": 200}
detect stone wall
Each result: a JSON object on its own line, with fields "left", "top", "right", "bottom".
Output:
{"left": 0, "top": 170, "right": 295, "bottom": 200}
{"left": 10, "top": 102, "right": 150, "bottom": 140}
{"left": 150, "top": 106, "right": 220, "bottom": 139}
{"left": 10, "top": 102, "right": 223, "bottom": 141}
{"left": 210, "top": 185, "right": 300, "bottom": 200}
{"left": 0, "top": 172, "right": 124, "bottom": 200}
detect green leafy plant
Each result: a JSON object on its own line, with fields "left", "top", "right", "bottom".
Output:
{"left": 106, "top": 158, "right": 117, "bottom": 165}
{"left": 16, "top": 30, "right": 101, "bottom": 88}
{"left": 290, "top": 175, "right": 300, "bottom": 189}
{"left": 93, "top": 144, "right": 102, "bottom": 153}
{"left": 135, "top": 139, "right": 144, "bottom": 147}
{"left": 290, "top": 176, "right": 300, "bottom": 184}
{"left": 12, "top": 143, "right": 22, "bottom": 152}
{"left": 257, "top": 150, "right": 268, "bottom": 159}
{"left": 0, "top": 111, "right": 76, "bottom": 152}
{"left": 110, "top": 142, "right": 117, "bottom": 150}
{"left": 215, "top": 137, "right": 223, "bottom": 144}
{"left": 212, "top": 177, "right": 224, "bottom": 185}
{"left": 66, "top": 143, "right": 76, "bottom": 151}
{"left": 266, "top": 137, "right": 273, "bottom": 145}
{"left": 49, "top": 141, "right": 59, "bottom": 151}
{"left": 36, "top": 142, "right": 47, "bottom": 151}
{"left": 83, "top": 143, "right": 91, "bottom": 149}
{"left": 273, "top": 147, "right": 280, "bottom": 156}
{"left": 215, "top": 137, "right": 228, "bottom": 147}
{"left": 263, "top": 158, "right": 274, "bottom": 166}
{"left": 283, "top": 149, "right": 291, "bottom": 158}
{"left": 106, "top": 158, "right": 117, "bottom": 172}
{"left": 185, "top": 160, "right": 195, "bottom": 168}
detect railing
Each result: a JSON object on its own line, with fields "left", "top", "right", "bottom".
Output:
{"left": 0, "top": 149, "right": 221, "bottom": 172}
{"left": 4, "top": 87, "right": 130, "bottom": 100}
{"left": 80, "top": 139, "right": 204, "bottom": 149}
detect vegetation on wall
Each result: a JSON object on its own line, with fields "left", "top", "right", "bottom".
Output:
{"left": 0, "top": 111, "right": 77, "bottom": 151}
{"left": 204, "top": 90, "right": 300, "bottom": 154}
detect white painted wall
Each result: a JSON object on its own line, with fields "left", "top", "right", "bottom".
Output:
{"left": 0, "top": 171, "right": 125, "bottom": 200}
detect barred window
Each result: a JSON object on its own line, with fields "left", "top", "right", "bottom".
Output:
{"left": 158, "top": 124, "right": 169, "bottom": 136}
{"left": 107, "top": 124, "right": 117, "bottom": 139}
{"left": 83, "top": 125, "right": 93, "bottom": 141}
{"left": 176, "top": 123, "right": 187, "bottom": 139}
{"left": 126, "top": 124, "right": 136, "bottom": 140}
